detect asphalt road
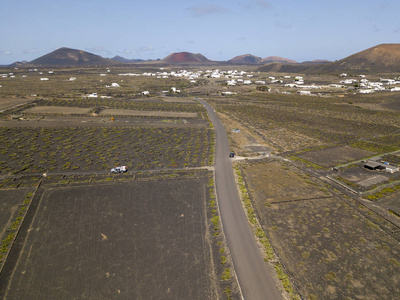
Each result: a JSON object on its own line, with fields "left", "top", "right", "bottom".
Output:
{"left": 198, "top": 99, "right": 283, "bottom": 300}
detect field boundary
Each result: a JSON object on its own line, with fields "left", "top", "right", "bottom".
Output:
{"left": 0, "top": 176, "right": 42, "bottom": 298}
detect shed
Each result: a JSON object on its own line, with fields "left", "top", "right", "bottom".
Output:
{"left": 364, "top": 161, "right": 385, "bottom": 170}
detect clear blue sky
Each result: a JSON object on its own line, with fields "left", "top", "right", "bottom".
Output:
{"left": 1, "top": 0, "right": 399, "bottom": 64}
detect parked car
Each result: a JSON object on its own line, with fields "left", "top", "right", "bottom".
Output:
{"left": 111, "top": 166, "right": 127, "bottom": 173}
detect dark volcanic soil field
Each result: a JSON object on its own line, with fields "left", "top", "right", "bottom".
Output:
{"left": 1, "top": 176, "right": 227, "bottom": 299}
{"left": 0, "top": 189, "right": 33, "bottom": 238}
{"left": 242, "top": 160, "right": 400, "bottom": 299}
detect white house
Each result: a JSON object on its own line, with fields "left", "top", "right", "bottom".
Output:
{"left": 285, "top": 83, "right": 297, "bottom": 88}
{"left": 359, "top": 89, "right": 374, "bottom": 94}
{"left": 87, "top": 93, "right": 98, "bottom": 98}
{"left": 298, "top": 91, "right": 311, "bottom": 95}
{"left": 142, "top": 91, "right": 150, "bottom": 95}
{"left": 40, "top": 78, "right": 49, "bottom": 81}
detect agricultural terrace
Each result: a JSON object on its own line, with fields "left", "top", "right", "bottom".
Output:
{"left": 209, "top": 92, "right": 400, "bottom": 156}
{"left": 241, "top": 159, "right": 400, "bottom": 300}
{"left": 0, "top": 126, "right": 214, "bottom": 174}
{"left": 30, "top": 98, "right": 205, "bottom": 113}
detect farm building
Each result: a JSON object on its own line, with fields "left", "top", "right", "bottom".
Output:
{"left": 364, "top": 161, "right": 399, "bottom": 173}
{"left": 364, "top": 161, "right": 385, "bottom": 170}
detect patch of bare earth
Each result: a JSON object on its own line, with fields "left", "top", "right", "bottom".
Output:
{"left": 0, "top": 96, "right": 36, "bottom": 111}
{"left": 100, "top": 109, "right": 198, "bottom": 118}
{"left": 23, "top": 106, "right": 93, "bottom": 114}
{"left": 217, "top": 112, "right": 273, "bottom": 156}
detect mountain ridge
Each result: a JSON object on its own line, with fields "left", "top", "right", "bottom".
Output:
{"left": 5, "top": 44, "right": 400, "bottom": 74}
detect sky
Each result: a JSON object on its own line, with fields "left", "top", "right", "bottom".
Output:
{"left": 1, "top": 0, "right": 400, "bottom": 65}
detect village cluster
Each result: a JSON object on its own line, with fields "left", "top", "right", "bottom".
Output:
{"left": 2, "top": 67, "right": 400, "bottom": 97}
{"left": 116, "top": 68, "right": 400, "bottom": 95}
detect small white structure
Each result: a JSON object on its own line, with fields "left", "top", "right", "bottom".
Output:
{"left": 69, "top": 77, "right": 76, "bottom": 81}
{"left": 285, "top": 83, "right": 297, "bottom": 88}
{"left": 111, "top": 83, "right": 120, "bottom": 87}
{"left": 243, "top": 80, "right": 252, "bottom": 85}
{"left": 298, "top": 91, "right": 311, "bottom": 95}
{"left": 359, "top": 89, "right": 374, "bottom": 94}
{"left": 87, "top": 93, "right": 98, "bottom": 98}
{"left": 40, "top": 78, "right": 49, "bottom": 81}
{"left": 340, "top": 79, "right": 357, "bottom": 84}
{"left": 142, "top": 91, "right": 150, "bottom": 95}
{"left": 385, "top": 165, "right": 399, "bottom": 173}
{"left": 390, "top": 87, "right": 400, "bottom": 92}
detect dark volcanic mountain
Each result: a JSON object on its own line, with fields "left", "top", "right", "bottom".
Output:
{"left": 228, "top": 54, "right": 263, "bottom": 64}
{"left": 301, "top": 59, "right": 331, "bottom": 64}
{"left": 110, "top": 55, "right": 144, "bottom": 63}
{"left": 29, "top": 47, "right": 118, "bottom": 66}
{"left": 162, "top": 52, "right": 210, "bottom": 63}
{"left": 258, "top": 44, "right": 400, "bottom": 74}
{"left": 262, "top": 56, "right": 297, "bottom": 64}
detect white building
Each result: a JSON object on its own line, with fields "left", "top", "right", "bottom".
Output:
{"left": 298, "top": 91, "right": 311, "bottom": 95}
{"left": 359, "top": 89, "right": 374, "bottom": 94}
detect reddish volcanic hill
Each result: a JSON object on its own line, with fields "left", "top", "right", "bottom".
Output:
{"left": 258, "top": 44, "right": 400, "bottom": 74}
{"left": 228, "top": 54, "right": 263, "bottom": 64}
{"left": 162, "top": 52, "right": 210, "bottom": 62}
{"left": 322, "top": 43, "right": 400, "bottom": 72}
